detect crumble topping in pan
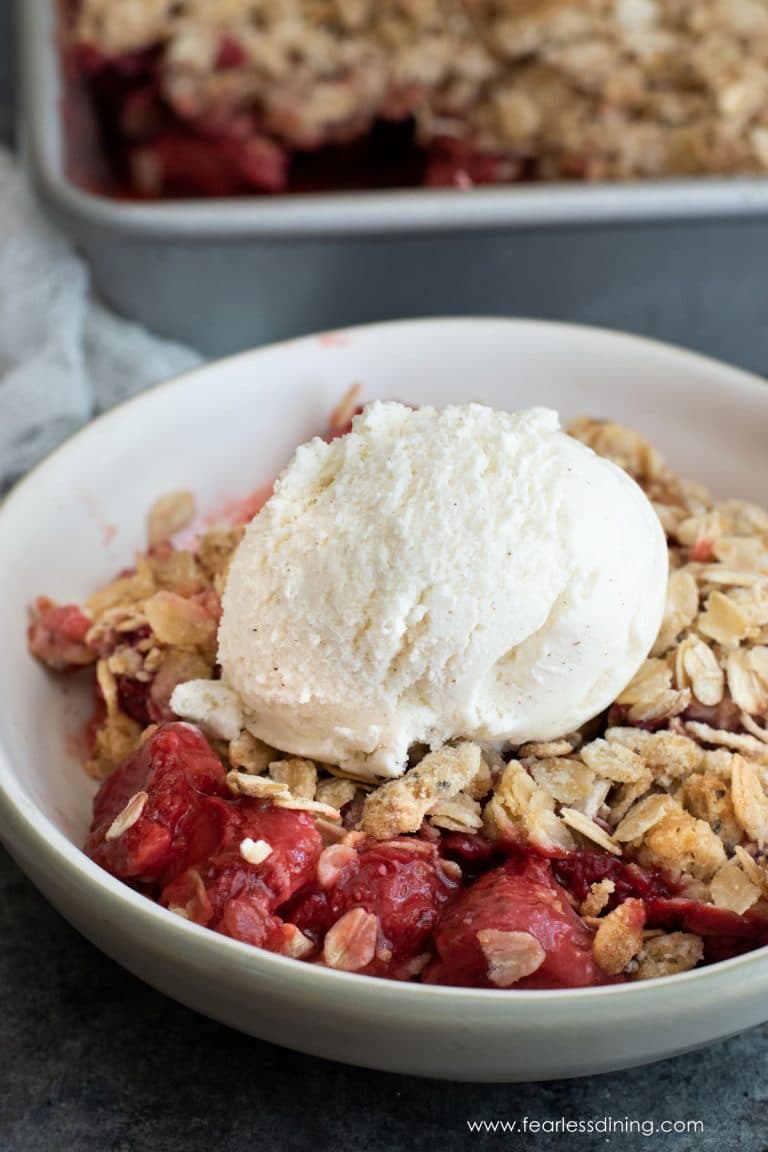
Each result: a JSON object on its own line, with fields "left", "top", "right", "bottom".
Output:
{"left": 72, "top": 0, "right": 768, "bottom": 188}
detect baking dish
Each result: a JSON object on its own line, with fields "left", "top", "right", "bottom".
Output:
{"left": 3, "top": 317, "right": 768, "bottom": 1079}
{"left": 19, "top": 0, "right": 768, "bottom": 364}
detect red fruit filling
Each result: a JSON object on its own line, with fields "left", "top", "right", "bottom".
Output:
{"left": 161, "top": 803, "right": 322, "bottom": 952}
{"left": 551, "top": 851, "right": 675, "bottom": 908}
{"left": 215, "top": 35, "right": 249, "bottom": 71}
{"left": 82, "top": 723, "right": 768, "bottom": 985}
{"left": 438, "top": 831, "right": 505, "bottom": 879}
{"left": 286, "top": 839, "right": 459, "bottom": 978}
{"left": 132, "top": 129, "right": 289, "bottom": 196}
{"left": 116, "top": 675, "right": 153, "bottom": 726}
{"left": 27, "top": 598, "right": 95, "bottom": 670}
{"left": 424, "top": 855, "right": 613, "bottom": 989}
{"left": 424, "top": 139, "right": 520, "bottom": 188}
{"left": 86, "top": 722, "right": 323, "bottom": 954}
{"left": 87, "top": 723, "right": 228, "bottom": 883}
{"left": 645, "top": 897, "right": 768, "bottom": 940}
{"left": 690, "top": 538, "right": 716, "bottom": 562}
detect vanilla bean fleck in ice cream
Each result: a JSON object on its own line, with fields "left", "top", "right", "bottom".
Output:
{"left": 172, "top": 403, "right": 667, "bottom": 778}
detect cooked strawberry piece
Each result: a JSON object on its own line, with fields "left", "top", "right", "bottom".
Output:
{"left": 681, "top": 697, "right": 743, "bottom": 732}
{"left": 344, "top": 841, "right": 458, "bottom": 964}
{"left": 75, "top": 43, "right": 106, "bottom": 74}
{"left": 119, "top": 85, "right": 163, "bottom": 140}
{"left": 645, "top": 897, "right": 768, "bottom": 969}
{"left": 116, "top": 674, "right": 153, "bottom": 726}
{"left": 88, "top": 623, "right": 151, "bottom": 660}
{"left": 216, "top": 801, "right": 323, "bottom": 907}
{"left": 27, "top": 598, "right": 95, "bottom": 670}
{"left": 76, "top": 43, "right": 157, "bottom": 78}
{"left": 439, "top": 831, "right": 503, "bottom": 877}
{"left": 340, "top": 789, "right": 366, "bottom": 830}
{"left": 162, "top": 860, "right": 287, "bottom": 950}
{"left": 702, "top": 933, "right": 768, "bottom": 965}
{"left": 646, "top": 896, "right": 768, "bottom": 940}
{"left": 159, "top": 867, "right": 213, "bottom": 923}
{"left": 216, "top": 35, "right": 248, "bottom": 70}
{"left": 552, "top": 850, "right": 675, "bottom": 909}
{"left": 424, "top": 139, "right": 519, "bottom": 188}
{"left": 425, "top": 856, "right": 611, "bottom": 989}
{"left": 285, "top": 889, "right": 328, "bottom": 937}
{"left": 161, "top": 801, "right": 321, "bottom": 953}
{"left": 286, "top": 839, "right": 458, "bottom": 977}
{"left": 218, "top": 893, "right": 287, "bottom": 950}
{"left": 690, "top": 538, "right": 715, "bottom": 562}
{"left": 87, "top": 719, "right": 323, "bottom": 953}
{"left": 90, "top": 722, "right": 223, "bottom": 826}
{"left": 87, "top": 723, "right": 228, "bottom": 884}
{"left": 132, "top": 130, "right": 288, "bottom": 196}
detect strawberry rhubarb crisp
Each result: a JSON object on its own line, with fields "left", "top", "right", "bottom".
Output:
{"left": 68, "top": 0, "right": 768, "bottom": 197}
{"left": 29, "top": 394, "right": 768, "bottom": 988}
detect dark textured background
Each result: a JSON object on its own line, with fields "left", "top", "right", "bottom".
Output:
{"left": 3, "top": 3, "right": 768, "bottom": 1148}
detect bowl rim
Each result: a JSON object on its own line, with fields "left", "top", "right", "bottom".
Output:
{"left": 3, "top": 314, "right": 768, "bottom": 1008}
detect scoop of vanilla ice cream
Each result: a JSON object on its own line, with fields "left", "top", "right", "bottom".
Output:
{"left": 210, "top": 402, "right": 667, "bottom": 778}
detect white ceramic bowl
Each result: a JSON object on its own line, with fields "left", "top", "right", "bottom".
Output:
{"left": 2, "top": 319, "right": 768, "bottom": 1082}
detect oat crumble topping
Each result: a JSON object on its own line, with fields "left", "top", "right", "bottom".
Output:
{"left": 28, "top": 406, "right": 768, "bottom": 985}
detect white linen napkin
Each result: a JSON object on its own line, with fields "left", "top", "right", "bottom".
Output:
{"left": 0, "top": 146, "right": 201, "bottom": 480}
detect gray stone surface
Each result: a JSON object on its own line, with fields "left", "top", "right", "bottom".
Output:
{"left": 3, "top": 4, "right": 768, "bottom": 1149}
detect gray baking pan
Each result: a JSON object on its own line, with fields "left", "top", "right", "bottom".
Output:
{"left": 19, "top": 0, "right": 768, "bottom": 366}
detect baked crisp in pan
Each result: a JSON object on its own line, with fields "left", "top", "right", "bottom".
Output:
{"left": 69, "top": 0, "right": 768, "bottom": 195}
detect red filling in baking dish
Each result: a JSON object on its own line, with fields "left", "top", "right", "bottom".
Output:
{"left": 63, "top": 1, "right": 768, "bottom": 199}
{"left": 69, "top": 41, "right": 509, "bottom": 198}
